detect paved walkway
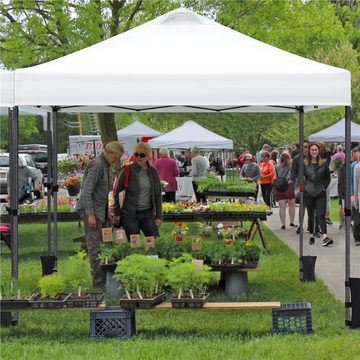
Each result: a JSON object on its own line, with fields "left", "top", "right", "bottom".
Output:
{"left": 265, "top": 206, "right": 360, "bottom": 302}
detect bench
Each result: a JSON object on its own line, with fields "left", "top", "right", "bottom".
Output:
{"left": 155, "top": 302, "right": 281, "bottom": 309}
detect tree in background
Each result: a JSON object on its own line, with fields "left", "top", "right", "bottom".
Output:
{"left": 1, "top": 0, "right": 359, "bottom": 149}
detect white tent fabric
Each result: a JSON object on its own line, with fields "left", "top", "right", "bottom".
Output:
{"left": 148, "top": 120, "right": 233, "bottom": 149}
{"left": 309, "top": 118, "right": 360, "bottom": 142}
{"left": 0, "top": 69, "right": 14, "bottom": 107}
{"left": 0, "top": 69, "right": 47, "bottom": 121}
{"left": 13, "top": 8, "right": 351, "bottom": 113}
{"left": 116, "top": 120, "right": 161, "bottom": 137}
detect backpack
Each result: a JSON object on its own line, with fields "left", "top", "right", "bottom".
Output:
{"left": 273, "top": 167, "right": 289, "bottom": 192}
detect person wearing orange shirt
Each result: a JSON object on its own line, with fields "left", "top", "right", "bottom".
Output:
{"left": 259, "top": 151, "right": 275, "bottom": 207}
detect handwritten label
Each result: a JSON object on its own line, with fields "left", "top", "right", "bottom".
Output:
{"left": 102, "top": 227, "right": 113, "bottom": 243}
{"left": 115, "top": 229, "right": 126, "bottom": 244}
{"left": 144, "top": 236, "right": 155, "bottom": 250}
{"left": 130, "top": 234, "right": 141, "bottom": 248}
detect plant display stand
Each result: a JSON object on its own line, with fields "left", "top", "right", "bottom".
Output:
{"left": 224, "top": 268, "right": 260, "bottom": 297}
{"left": 101, "top": 264, "right": 125, "bottom": 298}
{"left": 90, "top": 306, "right": 136, "bottom": 339}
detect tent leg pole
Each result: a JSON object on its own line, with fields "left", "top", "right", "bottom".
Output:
{"left": 298, "top": 107, "right": 305, "bottom": 281}
{"left": 9, "top": 106, "right": 19, "bottom": 279}
{"left": 344, "top": 106, "right": 352, "bottom": 327}
{"left": 52, "top": 108, "right": 59, "bottom": 259}
{"left": 47, "top": 114, "right": 53, "bottom": 255}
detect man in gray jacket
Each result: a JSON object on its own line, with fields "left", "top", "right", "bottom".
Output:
{"left": 76, "top": 141, "right": 124, "bottom": 288}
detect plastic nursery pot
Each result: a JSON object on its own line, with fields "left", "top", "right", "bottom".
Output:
{"left": 67, "top": 185, "right": 80, "bottom": 196}
{"left": 40, "top": 255, "right": 57, "bottom": 276}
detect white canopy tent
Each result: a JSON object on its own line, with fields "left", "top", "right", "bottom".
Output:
{"left": 148, "top": 120, "right": 233, "bottom": 150}
{"left": 309, "top": 118, "right": 360, "bottom": 143}
{"left": 0, "top": 69, "right": 48, "bottom": 121}
{"left": 116, "top": 120, "right": 161, "bottom": 138}
{"left": 3, "top": 8, "right": 355, "bottom": 326}
{"left": 12, "top": 8, "right": 350, "bottom": 112}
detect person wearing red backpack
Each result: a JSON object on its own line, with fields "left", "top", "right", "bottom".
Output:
{"left": 112, "top": 142, "right": 163, "bottom": 241}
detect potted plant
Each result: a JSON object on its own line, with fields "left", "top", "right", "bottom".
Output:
{"left": 166, "top": 253, "right": 219, "bottom": 308}
{"left": 0, "top": 281, "right": 36, "bottom": 310}
{"left": 57, "top": 158, "right": 79, "bottom": 175}
{"left": 64, "top": 175, "right": 82, "bottom": 196}
{"left": 242, "top": 240, "right": 261, "bottom": 268}
{"left": 114, "top": 254, "right": 167, "bottom": 308}
{"left": 31, "top": 273, "right": 70, "bottom": 309}
{"left": 171, "top": 222, "right": 190, "bottom": 242}
{"left": 59, "top": 251, "right": 104, "bottom": 307}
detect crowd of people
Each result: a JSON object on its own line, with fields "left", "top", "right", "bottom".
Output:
{"left": 72, "top": 137, "right": 359, "bottom": 288}
{"left": 235, "top": 140, "right": 360, "bottom": 249}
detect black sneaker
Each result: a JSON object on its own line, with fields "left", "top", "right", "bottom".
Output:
{"left": 281, "top": 225, "right": 286, "bottom": 230}
{"left": 325, "top": 218, "right": 333, "bottom": 225}
{"left": 290, "top": 223, "right": 296, "bottom": 227}
{"left": 322, "top": 237, "right": 334, "bottom": 247}
{"left": 355, "top": 241, "right": 360, "bottom": 246}
{"left": 296, "top": 227, "right": 300, "bottom": 234}
{"left": 309, "top": 236, "right": 315, "bottom": 245}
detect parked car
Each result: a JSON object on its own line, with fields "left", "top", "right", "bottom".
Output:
{"left": 18, "top": 144, "right": 48, "bottom": 176}
{"left": 0, "top": 153, "right": 44, "bottom": 202}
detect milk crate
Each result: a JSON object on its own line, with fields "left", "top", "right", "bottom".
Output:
{"left": 272, "top": 302, "right": 312, "bottom": 335}
{"left": 90, "top": 307, "right": 135, "bottom": 339}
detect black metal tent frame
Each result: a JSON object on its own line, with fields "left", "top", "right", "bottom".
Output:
{"left": 8, "top": 104, "right": 354, "bottom": 326}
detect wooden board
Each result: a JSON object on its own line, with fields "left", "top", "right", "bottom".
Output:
{"left": 155, "top": 302, "right": 281, "bottom": 310}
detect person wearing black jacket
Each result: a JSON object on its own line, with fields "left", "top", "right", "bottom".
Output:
{"left": 304, "top": 142, "right": 332, "bottom": 246}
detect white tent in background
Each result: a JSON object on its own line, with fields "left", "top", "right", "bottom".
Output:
{"left": 309, "top": 118, "right": 360, "bottom": 143}
{"left": 117, "top": 120, "right": 161, "bottom": 158}
{"left": 13, "top": 8, "right": 350, "bottom": 112}
{"left": 116, "top": 120, "right": 161, "bottom": 137}
{"left": 148, "top": 120, "right": 233, "bottom": 150}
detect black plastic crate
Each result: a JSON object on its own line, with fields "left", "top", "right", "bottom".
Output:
{"left": 90, "top": 307, "right": 135, "bottom": 339}
{"left": 272, "top": 302, "right": 312, "bottom": 335}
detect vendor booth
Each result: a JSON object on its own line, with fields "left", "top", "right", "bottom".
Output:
{"left": 3, "top": 8, "right": 355, "bottom": 326}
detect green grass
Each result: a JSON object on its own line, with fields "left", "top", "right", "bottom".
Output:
{"left": 1, "top": 222, "right": 359, "bottom": 360}
{"left": 330, "top": 198, "right": 341, "bottom": 223}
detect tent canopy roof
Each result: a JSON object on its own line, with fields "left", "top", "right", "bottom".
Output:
{"left": 117, "top": 120, "right": 161, "bottom": 137}
{"left": 308, "top": 118, "right": 360, "bottom": 143}
{"left": 12, "top": 8, "right": 350, "bottom": 113}
{"left": 148, "top": 120, "right": 233, "bottom": 149}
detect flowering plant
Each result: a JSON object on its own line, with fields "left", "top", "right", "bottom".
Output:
{"left": 64, "top": 176, "right": 81, "bottom": 188}
{"left": 171, "top": 222, "right": 190, "bottom": 237}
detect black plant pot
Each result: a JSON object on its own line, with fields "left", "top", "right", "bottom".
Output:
{"left": 301, "top": 255, "right": 317, "bottom": 282}
{"left": 349, "top": 277, "right": 360, "bottom": 329}
{"left": 40, "top": 255, "right": 57, "bottom": 276}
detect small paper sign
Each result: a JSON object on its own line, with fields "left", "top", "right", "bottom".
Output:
{"left": 102, "top": 227, "right": 113, "bottom": 243}
{"left": 192, "top": 259, "right": 203, "bottom": 270}
{"left": 144, "top": 236, "right": 155, "bottom": 251}
{"left": 130, "top": 234, "right": 141, "bottom": 248}
{"left": 115, "top": 229, "right": 126, "bottom": 244}
{"left": 192, "top": 237, "right": 202, "bottom": 251}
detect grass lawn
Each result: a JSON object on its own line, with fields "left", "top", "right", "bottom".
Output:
{"left": 1, "top": 221, "right": 359, "bottom": 360}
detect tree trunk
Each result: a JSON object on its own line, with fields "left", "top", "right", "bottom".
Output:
{"left": 98, "top": 113, "right": 118, "bottom": 144}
